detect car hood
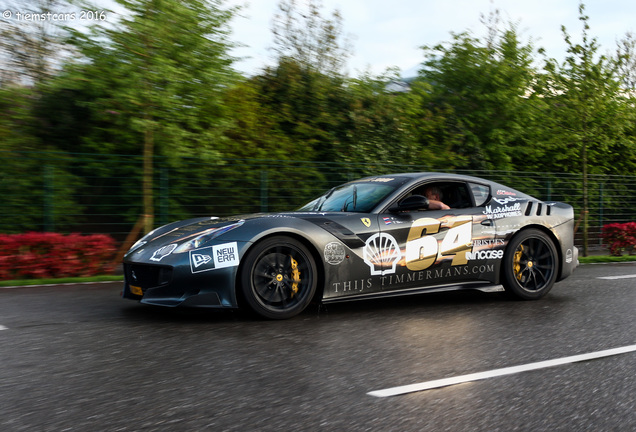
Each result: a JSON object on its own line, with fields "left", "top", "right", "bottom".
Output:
{"left": 124, "top": 211, "right": 345, "bottom": 259}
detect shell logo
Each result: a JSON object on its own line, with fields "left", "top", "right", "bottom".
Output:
{"left": 363, "top": 233, "right": 401, "bottom": 275}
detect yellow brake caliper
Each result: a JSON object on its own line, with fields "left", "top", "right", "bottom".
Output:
{"left": 290, "top": 256, "right": 301, "bottom": 297}
{"left": 513, "top": 245, "right": 524, "bottom": 281}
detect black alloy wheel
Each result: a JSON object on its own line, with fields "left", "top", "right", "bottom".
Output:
{"left": 502, "top": 229, "right": 558, "bottom": 300}
{"left": 240, "top": 236, "right": 317, "bottom": 319}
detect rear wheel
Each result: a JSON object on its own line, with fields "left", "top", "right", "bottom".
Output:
{"left": 502, "top": 229, "right": 558, "bottom": 300}
{"left": 240, "top": 236, "right": 317, "bottom": 319}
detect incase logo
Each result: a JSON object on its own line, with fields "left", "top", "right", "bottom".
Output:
{"left": 465, "top": 249, "right": 504, "bottom": 260}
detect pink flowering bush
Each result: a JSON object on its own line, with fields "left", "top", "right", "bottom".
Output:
{"left": 601, "top": 222, "right": 636, "bottom": 256}
{"left": 0, "top": 232, "right": 117, "bottom": 280}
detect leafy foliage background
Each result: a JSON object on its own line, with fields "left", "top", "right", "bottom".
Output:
{"left": 2, "top": 0, "right": 636, "bottom": 256}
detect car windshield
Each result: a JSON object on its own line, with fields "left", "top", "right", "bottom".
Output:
{"left": 297, "top": 181, "right": 400, "bottom": 213}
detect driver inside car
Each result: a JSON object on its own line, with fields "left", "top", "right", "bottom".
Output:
{"left": 423, "top": 186, "right": 450, "bottom": 210}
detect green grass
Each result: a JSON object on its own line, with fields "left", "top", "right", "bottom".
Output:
{"left": 0, "top": 274, "right": 124, "bottom": 287}
{"left": 579, "top": 255, "right": 636, "bottom": 264}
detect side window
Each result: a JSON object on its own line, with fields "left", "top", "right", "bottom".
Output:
{"left": 469, "top": 183, "right": 490, "bottom": 207}
{"left": 409, "top": 182, "right": 472, "bottom": 209}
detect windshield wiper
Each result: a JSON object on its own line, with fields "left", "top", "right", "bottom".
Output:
{"left": 341, "top": 185, "right": 358, "bottom": 212}
{"left": 352, "top": 185, "right": 357, "bottom": 210}
{"left": 317, "top": 187, "right": 336, "bottom": 211}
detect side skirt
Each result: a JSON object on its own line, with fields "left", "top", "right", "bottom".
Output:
{"left": 321, "top": 281, "right": 499, "bottom": 304}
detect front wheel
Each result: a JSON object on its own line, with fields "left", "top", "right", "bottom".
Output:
{"left": 502, "top": 229, "right": 558, "bottom": 300}
{"left": 240, "top": 236, "right": 317, "bottom": 319}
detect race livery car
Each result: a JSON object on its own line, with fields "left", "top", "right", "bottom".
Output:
{"left": 122, "top": 173, "right": 578, "bottom": 319}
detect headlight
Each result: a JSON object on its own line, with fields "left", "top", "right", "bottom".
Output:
{"left": 173, "top": 220, "right": 244, "bottom": 253}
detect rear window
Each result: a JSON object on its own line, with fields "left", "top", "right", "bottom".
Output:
{"left": 469, "top": 183, "right": 490, "bottom": 207}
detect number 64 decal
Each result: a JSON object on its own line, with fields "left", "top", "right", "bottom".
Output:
{"left": 405, "top": 216, "right": 473, "bottom": 271}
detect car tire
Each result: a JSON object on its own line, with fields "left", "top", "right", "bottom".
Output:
{"left": 240, "top": 236, "right": 317, "bottom": 319}
{"left": 501, "top": 229, "right": 558, "bottom": 300}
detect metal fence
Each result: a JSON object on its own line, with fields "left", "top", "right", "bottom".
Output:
{"left": 2, "top": 150, "right": 635, "bottom": 253}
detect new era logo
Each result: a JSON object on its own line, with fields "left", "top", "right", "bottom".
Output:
{"left": 192, "top": 253, "right": 212, "bottom": 268}
{"left": 189, "top": 242, "right": 240, "bottom": 273}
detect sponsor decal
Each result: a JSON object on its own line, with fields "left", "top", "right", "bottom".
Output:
{"left": 566, "top": 249, "right": 573, "bottom": 264}
{"left": 496, "top": 189, "right": 517, "bottom": 196}
{"left": 363, "top": 233, "right": 401, "bottom": 275}
{"left": 473, "top": 239, "right": 505, "bottom": 247}
{"left": 212, "top": 242, "right": 239, "bottom": 268}
{"left": 382, "top": 217, "right": 404, "bottom": 225}
{"left": 324, "top": 242, "right": 346, "bottom": 265}
{"left": 192, "top": 253, "right": 212, "bottom": 268}
{"left": 189, "top": 242, "right": 239, "bottom": 273}
{"left": 492, "top": 197, "right": 521, "bottom": 205}
{"left": 465, "top": 249, "right": 504, "bottom": 260}
{"left": 332, "top": 264, "right": 496, "bottom": 293}
{"left": 382, "top": 264, "right": 495, "bottom": 285}
{"left": 150, "top": 243, "right": 177, "bottom": 262}
{"left": 332, "top": 278, "right": 372, "bottom": 293}
{"left": 190, "top": 247, "right": 215, "bottom": 273}
{"left": 369, "top": 177, "right": 394, "bottom": 183}
{"left": 483, "top": 203, "right": 522, "bottom": 219}
{"left": 405, "top": 216, "right": 473, "bottom": 270}
{"left": 361, "top": 218, "right": 371, "bottom": 228}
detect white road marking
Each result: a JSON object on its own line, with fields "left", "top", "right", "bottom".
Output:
{"left": 368, "top": 344, "right": 636, "bottom": 398}
{"left": 0, "top": 325, "right": 8, "bottom": 331}
{"left": 597, "top": 274, "right": 636, "bottom": 280}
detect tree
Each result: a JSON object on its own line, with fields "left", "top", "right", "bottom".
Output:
{"left": 256, "top": 0, "right": 353, "bottom": 166}
{"left": 0, "top": 0, "right": 70, "bottom": 86}
{"left": 537, "top": 2, "right": 635, "bottom": 256}
{"left": 399, "top": 78, "right": 468, "bottom": 171}
{"left": 68, "top": 0, "right": 238, "bottom": 233}
{"left": 271, "top": 0, "right": 351, "bottom": 77}
{"left": 342, "top": 71, "right": 413, "bottom": 170}
{"left": 418, "top": 11, "right": 538, "bottom": 172}
{"left": 0, "top": 86, "right": 82, "bottom": 233}
{"left": 341, "top": 70, "right": 454, "bottom": 175}
{"left": 616, "top": 32, "right": 636, "bottom": 90}
{"left": 216, "top": 79, "right": 325, "bottom": 211}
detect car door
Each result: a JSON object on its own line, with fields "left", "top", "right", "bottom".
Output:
{"left": 376, "top": 181, "right": 499, "bottom": 292}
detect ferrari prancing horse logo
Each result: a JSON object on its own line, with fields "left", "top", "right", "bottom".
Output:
{"left": 361, "top": 218, "right": 371, "bottom": 227}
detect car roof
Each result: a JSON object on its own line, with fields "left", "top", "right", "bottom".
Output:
{"left": 359, "top": 172, "right": 493, "bottom": 185}
{"left": 355, "top": 172, "right": 532, "bottom": 213}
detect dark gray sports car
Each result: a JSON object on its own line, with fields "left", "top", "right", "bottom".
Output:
{"left": 122, "top": 173, "right": 578, "bottom": 319}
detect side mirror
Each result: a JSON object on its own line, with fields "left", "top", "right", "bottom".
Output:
{"left": 394, "top": 195, "right": 429, "bottom": 212}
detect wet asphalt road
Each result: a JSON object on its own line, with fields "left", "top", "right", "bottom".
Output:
{"left": 0, "top": 263, "right": 634, "bottom": 431}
